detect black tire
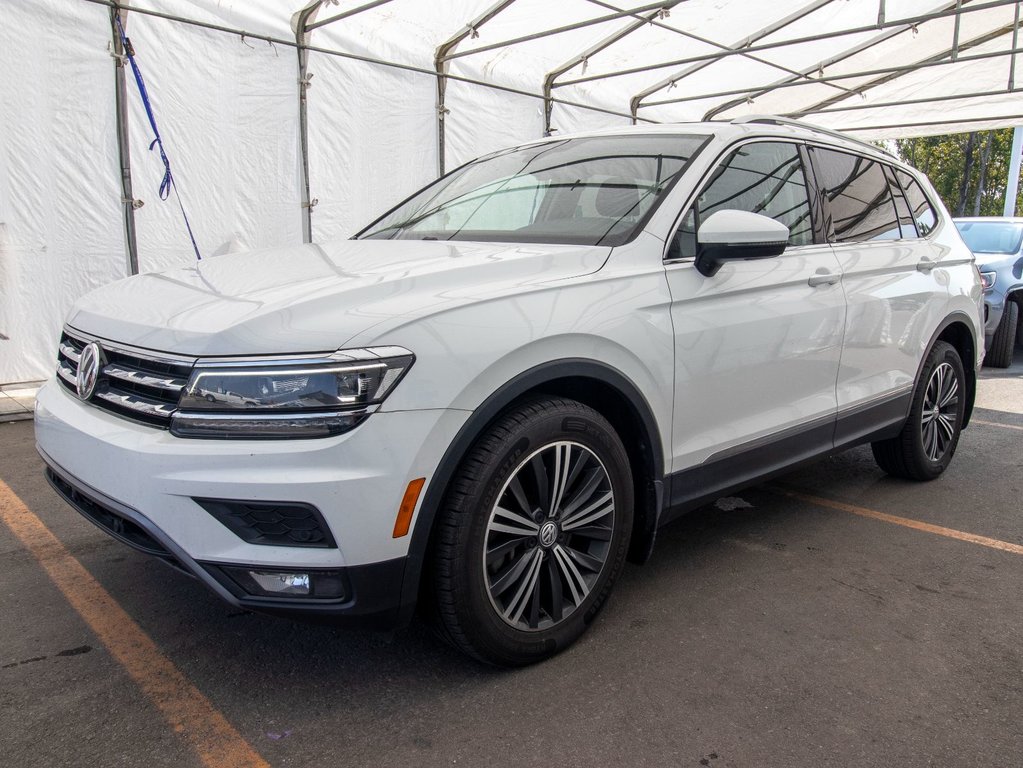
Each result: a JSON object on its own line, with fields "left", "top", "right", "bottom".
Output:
{"left": 985, "top": 300, "right": 1018, "bottom": 368}
{"left": 430, "top": 397, "right": 633, "bottom": 666}
{"left": 1015, "top": 300, "right": 1023, "bottom": 349}
{"left": 871, "top": 340, "right": 966, "bottom": 481}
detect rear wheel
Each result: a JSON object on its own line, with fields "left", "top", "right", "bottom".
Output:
{"left": 985, "top": 300, "right": 1018, "bottom": 368}
{"left": 430, "top": 397, "right": 633, "bottom": 666}
{"left": 872, "top": 340, "right": 966, "bottom": 481}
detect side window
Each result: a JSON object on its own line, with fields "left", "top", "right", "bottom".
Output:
{"left": 895, "top": 169, "right": 938, "bottom": 236}
{"left": 883, "top": 165, "right": 917, "bottom": 238}
{"left": 671, "top": 141, "right": 813, "bottom": 259}
{"left": 813, "top": 148, "right": 900, "bottom": 242}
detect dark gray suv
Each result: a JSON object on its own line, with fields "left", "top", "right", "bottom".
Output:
{"left": 954, "top": 217, "right": 1023, "bottom": 368}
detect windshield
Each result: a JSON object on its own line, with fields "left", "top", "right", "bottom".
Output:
{"left": 955, "top": 220, "right": 1023, "bottom": 254}
{"left": 357, "top": 134, "right": 709, "bottom": 247}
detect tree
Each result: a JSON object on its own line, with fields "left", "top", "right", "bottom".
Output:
{"left": 893, "top": 128, "right": 1023, "bottom": 217}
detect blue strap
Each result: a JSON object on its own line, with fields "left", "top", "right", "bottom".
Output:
{"left": 115, "top": 15, "right": 202, "bottom": 261}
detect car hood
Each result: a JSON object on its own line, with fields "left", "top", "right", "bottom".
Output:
{"left": 975, "top": 251, "right": 1023, "bottom": 275}
{"left": 68, "top": 239, "right": 610, "bottom": 356}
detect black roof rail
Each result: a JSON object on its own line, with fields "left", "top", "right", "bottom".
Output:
{"left": 730, "top": 115, "right": 897, "bottom": 159}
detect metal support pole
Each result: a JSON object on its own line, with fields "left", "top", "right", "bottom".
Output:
{"left": 110, "top": 4, "right": 139, "bottom": 275}
{"left": 293, "top": 1, "right": 324, "bottom": 244}
{"left": 435, "top": 0, "right": 518, "bottom": 176}
{"left": 951, "top": 0, "right": 962, "bottom": 61}
{"left": 1004, "top": 126, "right": 1023, "bottom": 217}
{"left": 1010, "top": 1, "right": 1020, "bottom": 90}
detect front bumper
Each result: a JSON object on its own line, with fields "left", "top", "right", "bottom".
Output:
{"left": 42, "top": 453, "right": 405, "bottom": 625}
{"left": 35, "top": 379, "right": 468, "bottom": 625}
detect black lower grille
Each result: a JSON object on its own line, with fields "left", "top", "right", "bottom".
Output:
{"left": 194, "top": 498, "right": 337, "bottom": 548}
{"left": 46, "top": 469, "right": 172, "bottom": 558}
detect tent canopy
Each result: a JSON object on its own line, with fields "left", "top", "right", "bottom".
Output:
{"left": 1, "top": 0, "right": 1021, "bottom": 383}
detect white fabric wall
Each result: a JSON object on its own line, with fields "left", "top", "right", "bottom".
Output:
{"left": 0, "top": 0, "right": 125, "bottom": 384}
{"left": 4, "top": 0, "right": 1023, "bottom": 383}
{"left": 124, "top": 5, "right": 303, "bottom": 271}
{"left": 306, "top": 55, "right": 437, "bottom": 240}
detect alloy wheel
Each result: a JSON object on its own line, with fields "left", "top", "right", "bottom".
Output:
{"left": 920, "top": 361, "right": 959, "bottom": 461}
{"left": 483, "top": 441, "right": 615, "bottom": 632}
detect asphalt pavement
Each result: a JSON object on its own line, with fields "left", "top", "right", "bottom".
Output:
{"left": 1, "top": 360, "right": 1021, "bottom": 767}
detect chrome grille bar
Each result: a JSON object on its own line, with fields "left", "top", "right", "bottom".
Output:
{"left": 55, "top": 328, "right": 195, "bottom": 429}
{"left": 103, "top": 363, "right": 188, "bottom": 394}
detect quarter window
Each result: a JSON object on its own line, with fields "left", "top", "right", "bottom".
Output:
{"left": 895, "top": 169, "right": 938, "bottom": 236}
{"left": 813, "top": 148, "right": 901, "bottom": 243}
{"left": 671, "top": 141, "right": 813, "bottom": 259}
{"left": 884, "top": 165, "right": 917, "bottom": 238}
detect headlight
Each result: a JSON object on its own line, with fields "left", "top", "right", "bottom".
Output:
{"left": 170, "top": 346, "right": 414, "bottom": 439}
{"left": 979, "top": 271, "right": 996, "bottom": 290}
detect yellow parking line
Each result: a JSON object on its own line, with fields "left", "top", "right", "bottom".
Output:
{"left": 0, "top": 480, "right": 270, "bottom": 768}
{"left": 779, "top": 488, "right": 1023, "bottom": 556}
{"left": 972, "top": 419, "right": 1023, "bottom": 432}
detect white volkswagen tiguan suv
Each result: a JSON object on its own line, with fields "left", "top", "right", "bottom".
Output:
{"left": 36, "top": 117, "right": 983, "bottom": 665}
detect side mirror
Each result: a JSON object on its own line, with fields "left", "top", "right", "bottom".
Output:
{"left": 695, "top": 210, "right": 789, "bottom": 277}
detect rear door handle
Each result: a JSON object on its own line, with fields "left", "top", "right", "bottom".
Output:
{"left": 917, "top": 257, "right": 937, "bottom": 273}
{"left": 808, "top": 269, "right": 840, "bottom": 287}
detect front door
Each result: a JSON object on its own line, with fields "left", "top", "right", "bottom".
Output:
{"left": 662, "top": 140, "right": 846, "bottom": 510}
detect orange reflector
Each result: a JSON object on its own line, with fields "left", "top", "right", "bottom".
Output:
{"left": 392, "top": 478, "right": 426, "bottom": 538}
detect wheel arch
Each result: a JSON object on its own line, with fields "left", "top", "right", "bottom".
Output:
{"left": 395, "top": 359, "right": 666, "bottom": 626}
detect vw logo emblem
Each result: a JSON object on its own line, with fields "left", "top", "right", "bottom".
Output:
{"left": 76, "top": 341, "right": 103, "bottom": 401}
{"left": 539, "top": 521, "right": 559, "bottom": 548}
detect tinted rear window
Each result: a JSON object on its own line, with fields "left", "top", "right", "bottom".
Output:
{"left": 895, "top": 169, "right": 938, "bottom": 236}
{"left": 813, "top": 148, "right": 900, "bottom": 243}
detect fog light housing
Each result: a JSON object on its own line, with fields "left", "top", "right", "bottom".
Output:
{"left": 250, "top": 571, "right": 311, "bottom": 595}
{"left": 211, "top": 565, "right": 348, "bottom": 600}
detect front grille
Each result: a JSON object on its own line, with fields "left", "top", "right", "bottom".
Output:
{"left": 56, "top": 329, "right": 195, "bottom": 428}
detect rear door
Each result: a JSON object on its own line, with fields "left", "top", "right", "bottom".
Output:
{"left": 809, "top": 146, "right": 949, "bottom": 446}
{"left": 662, "top": 140, "right": 846, "bottom": 507}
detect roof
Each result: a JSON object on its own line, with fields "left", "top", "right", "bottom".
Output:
{"left": 503, "top": 115, "right": 902, "bottom": 164}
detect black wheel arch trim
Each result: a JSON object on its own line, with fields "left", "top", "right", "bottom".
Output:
{"left": 395, "top": 358, "right": 666, "bottom": 627}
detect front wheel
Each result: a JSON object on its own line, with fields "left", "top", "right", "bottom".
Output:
{"left": 871, "top": 340, "right": 966, "bottom": 481}
{"left": 430, "top": 397, "right": 633, "bottom": 666}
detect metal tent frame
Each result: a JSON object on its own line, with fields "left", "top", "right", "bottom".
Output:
{"left": 81, "top": 0, "right": 1023, "bottom": 272}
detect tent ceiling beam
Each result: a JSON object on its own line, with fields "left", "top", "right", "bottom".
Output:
{"left": 305, "top": 0, "right": 396, "bottom": 32}
{"left": 795, "top": 86, "right": 1017, "bottom": 117}
{"left": 834, "top": 113, "right": 1023, "bottom": 133}
{"left": 555, "top": 0, "right": 1016, "bottom": 89}
{"left": 659, "top": 44, "right": 1021, "bottom": 115}
{"left": 700, "top": 0, "right": 963, "bottom": 119}
{"left": 442, "top": 2, "right": 674, "bottom": 61}
{"left": 542, "top": 1, "right": 685, "bottom": 136}
{"left": 628, "top": 0, "right": 842, "bottom": 119}
{"left": 789, "top": 21, "right": 1018, "bottom": 118}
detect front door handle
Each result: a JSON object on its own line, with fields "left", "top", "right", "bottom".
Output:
{"left": 917, "top": 257, "right": 937, "bottom": 273}
{"left": 808, "top": 269, "right": 840, "bottom": 287}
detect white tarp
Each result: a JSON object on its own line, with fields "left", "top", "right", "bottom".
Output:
{"left": 2, "top": 0, "right": 1022, "bottom": 383}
